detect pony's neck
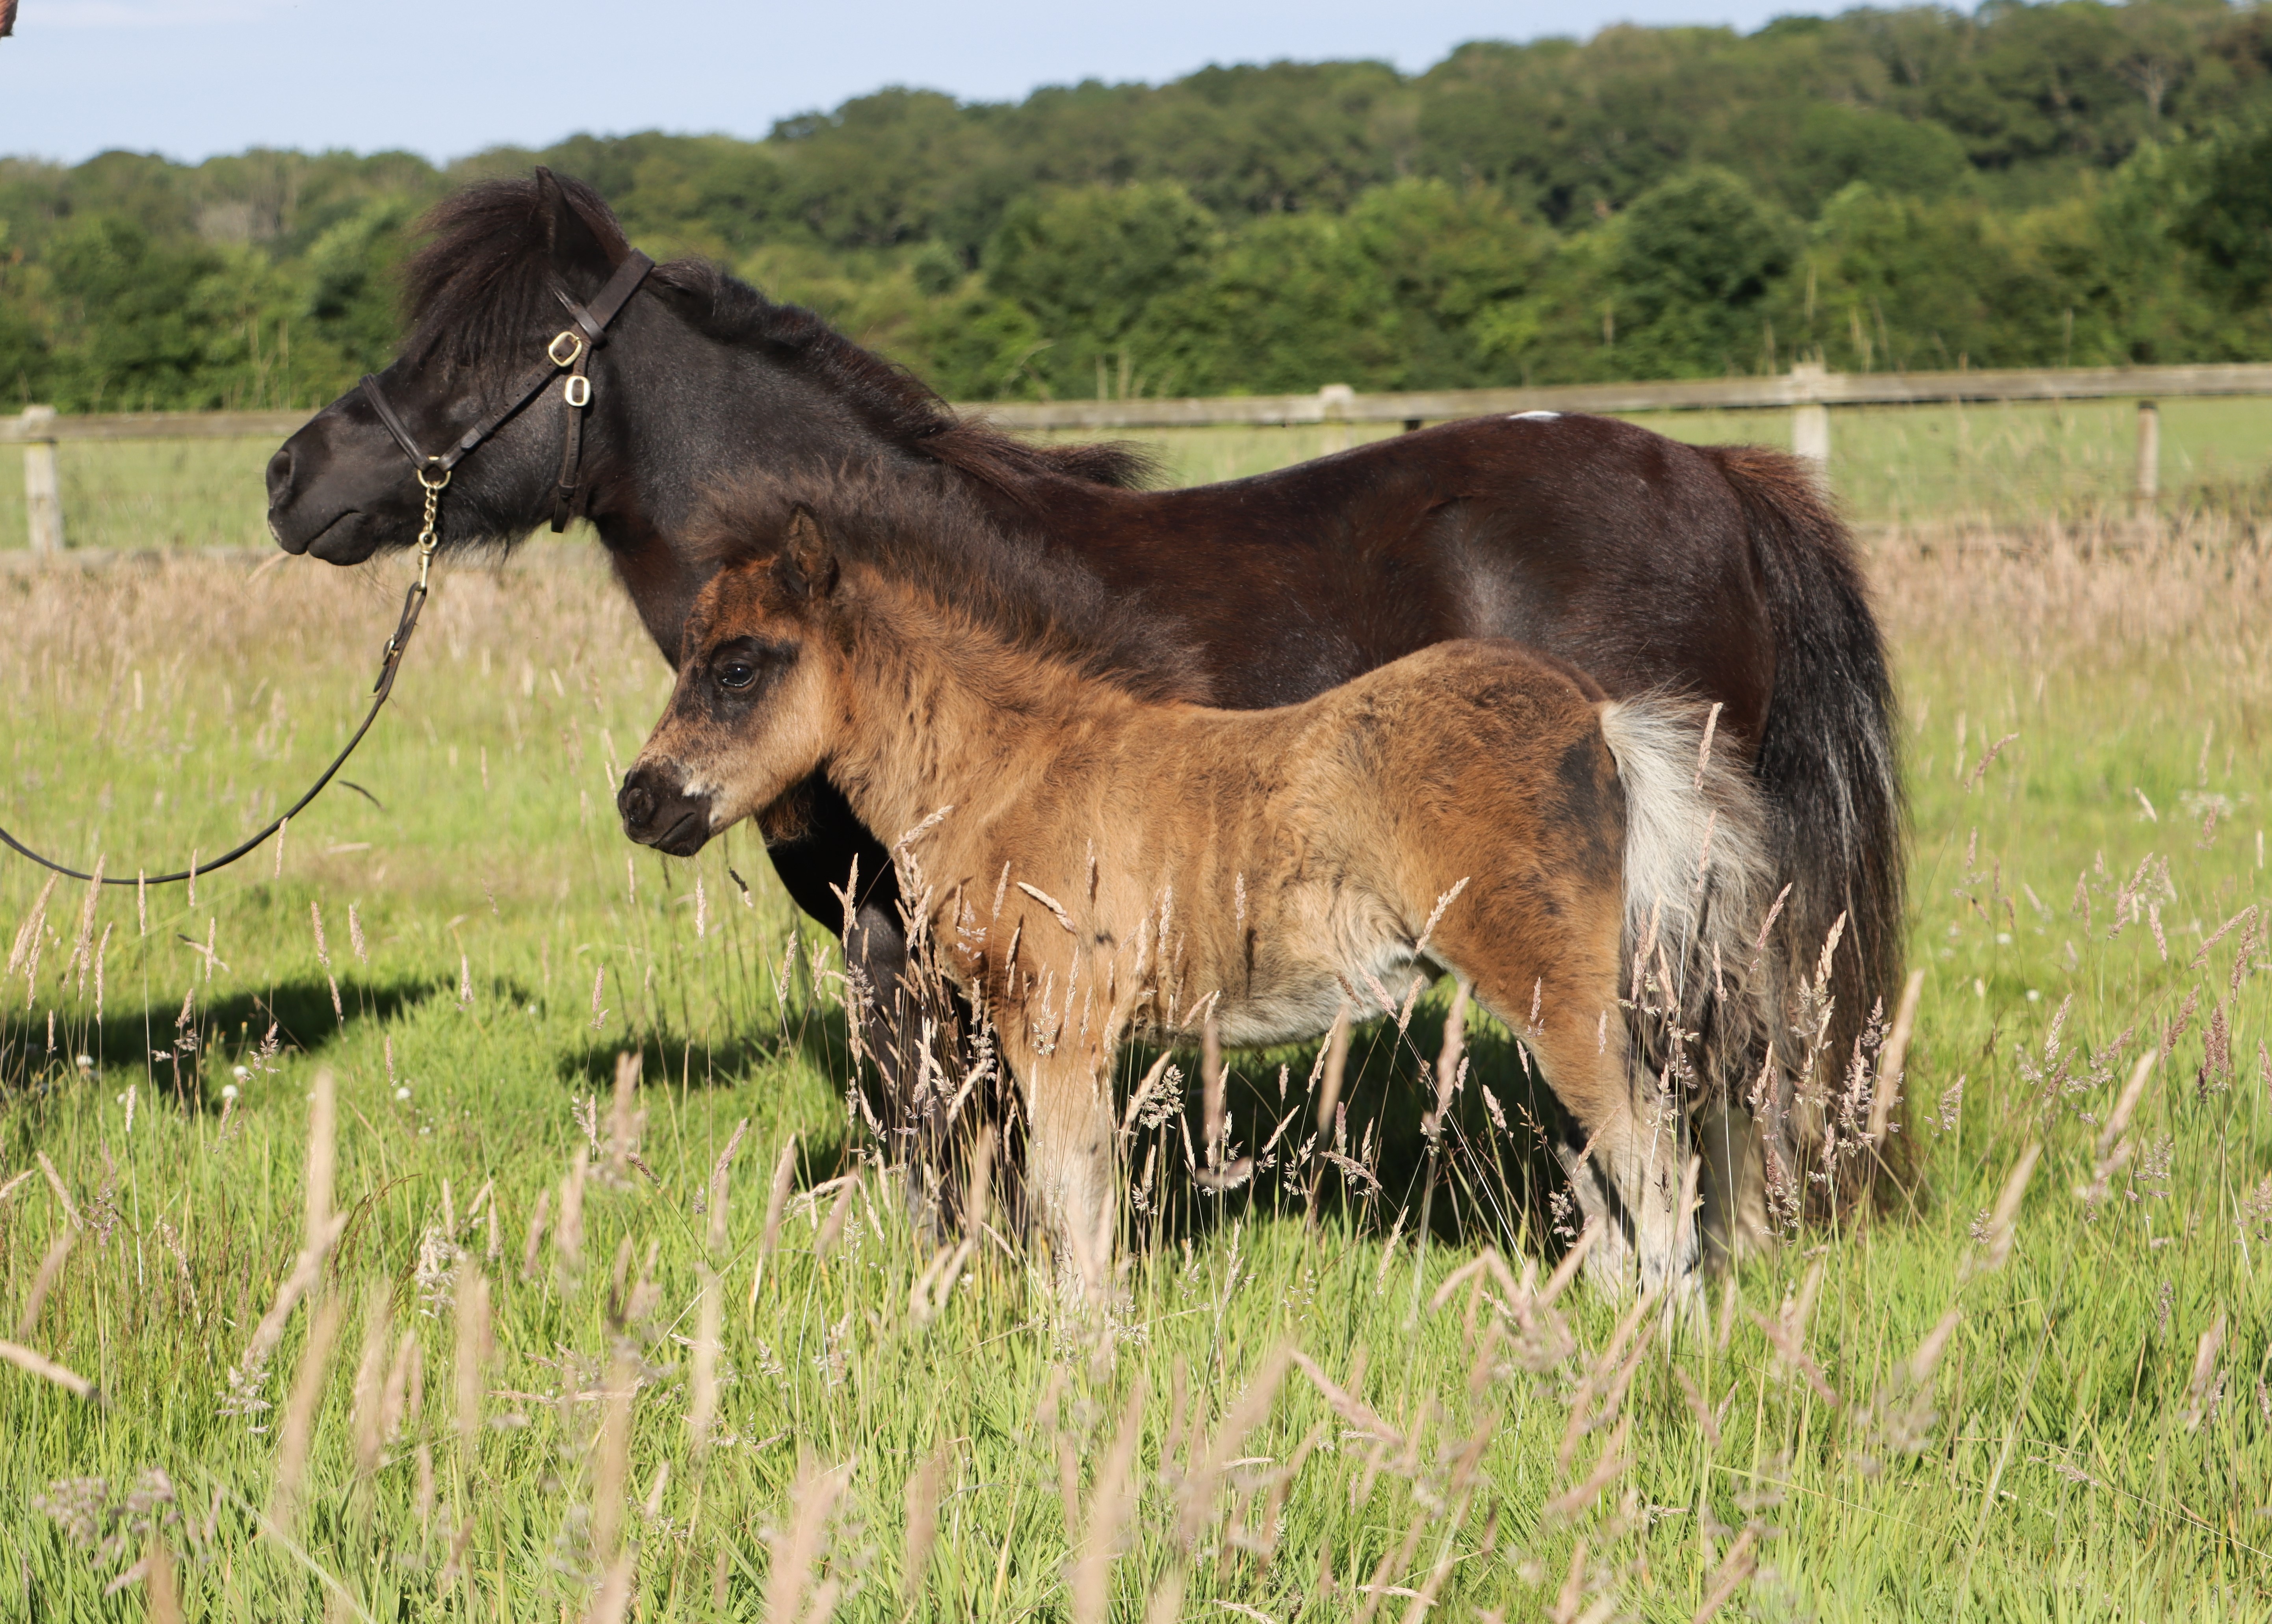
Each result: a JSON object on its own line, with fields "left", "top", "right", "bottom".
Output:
{"left": 821, "top": 576, "right": 1128, "bottom": 846}
{"left": 585, "top": 313, "right": 929, "bottom": 655}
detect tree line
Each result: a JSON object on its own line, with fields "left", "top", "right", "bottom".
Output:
{"left": 7, "top": 0, "right": 2272, "bottom": 414}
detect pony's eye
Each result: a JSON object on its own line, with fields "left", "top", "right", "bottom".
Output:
{"left": 718, "top": 661, "right": 757, "bottom": 690}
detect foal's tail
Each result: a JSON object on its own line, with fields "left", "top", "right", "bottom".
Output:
{"left": 1596, "top": 697, "right": 1783, "bottom": 1137}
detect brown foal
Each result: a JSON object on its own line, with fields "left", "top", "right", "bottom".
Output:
{"left": 621, "top": 505, "right": 1782, "bottom": 1301}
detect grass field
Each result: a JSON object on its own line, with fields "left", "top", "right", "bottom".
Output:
{"left": 6, "top": 392, "right": 2272, "bottom": 552}
{"left": 0, "top": 508, "right": 2268, "bottom": 1621}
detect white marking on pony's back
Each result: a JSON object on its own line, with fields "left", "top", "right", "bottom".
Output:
{"left": 1509, "top": 410, "right": 1562, "bottom": 421}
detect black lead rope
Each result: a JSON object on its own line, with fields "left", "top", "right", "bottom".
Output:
{"left": 0, "top": 249, "right": 656, "bottom": 891}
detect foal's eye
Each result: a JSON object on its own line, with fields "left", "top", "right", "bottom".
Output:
{"left": 717, "top": 661, "right": 757, "bottom": 690}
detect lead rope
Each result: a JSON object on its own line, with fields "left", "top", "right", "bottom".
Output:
{"left": 0, "top": 469, "right": 450, "bottom": 888}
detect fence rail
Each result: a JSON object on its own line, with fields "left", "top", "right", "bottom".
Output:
{"left": 962, "top": 360, "right": 2272, "bottom": 431}
{"left": 14, "top": 360, "right": 2272, "bottom": 550}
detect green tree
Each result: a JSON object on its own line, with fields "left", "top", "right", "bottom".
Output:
{"left": 1608, "top": 169, "right": 1797, "bottom": 377}
{"left": 304, "top": 196, "right": 419, "bottom": 371}
{"left": 1750, "top": 103, "right": 1971, "bottom": 216}
{"left": 985, "top": 183, "right": 1219, "bottom": 397}
{"left": 2175, "top": 114, "right": 2272, "bottom": 307}
{"left": 1138, "top": 213, "right": 1402, "bottom": 395}
{"left": 41, "top": 217, "right": 219, "bottom": 411}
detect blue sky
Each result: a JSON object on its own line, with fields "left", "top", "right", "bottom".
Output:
{"left": 3, "top": 0, "right": 1802, "bottom": 166}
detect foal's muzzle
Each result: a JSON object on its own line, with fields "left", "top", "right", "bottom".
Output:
{"left": 618, "top": 764, "right": 714, "bottom": 857}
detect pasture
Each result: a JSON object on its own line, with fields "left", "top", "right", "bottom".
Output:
{"left": 0, "top": 496, "right": 2267, "bottom": 1618}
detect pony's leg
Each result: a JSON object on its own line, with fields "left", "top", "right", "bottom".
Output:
{"left": 1695, "top": 1099, "right": 1770, "bottom": 1270}
{"left": 767, "top": 802, "right": 960, "bottom": 1230}
{"left": 1008, "top": 1036, "right": 1119, "bottom": 1305}
{"left": 1546, "top": 1119, "right": 1630, "bottom": 1280}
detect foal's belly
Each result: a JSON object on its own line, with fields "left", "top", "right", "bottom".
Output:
{"left": 1137, "top": 940, "right": 1431, "bottom": 1053}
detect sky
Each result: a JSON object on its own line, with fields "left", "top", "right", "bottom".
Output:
{"left": 1, "top": 0, "right": 1804, "bottom": 167}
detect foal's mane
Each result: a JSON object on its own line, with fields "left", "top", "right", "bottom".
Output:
{"left": 689, "top": 471, "right": 1210, "bottom": 707}
{"left": 401, "top": 171, "right": 1152, "bottom": 492}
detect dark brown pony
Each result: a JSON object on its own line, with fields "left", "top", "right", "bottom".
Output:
{"left": 624, "top": 490, "right": 1784, "bottom": 1300}
{"left": 264, "top": 170, "right": 1902, "bottom": 1232}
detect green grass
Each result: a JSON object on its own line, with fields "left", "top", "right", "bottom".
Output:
{"left": 7, "top": 391, "right": 2272, "bottom": 553}
{"left": 0, "top": 440, "right": 282, "bottom": 555}
{"left": 0, "top": 525, "right": 2268, "bottom": 1622}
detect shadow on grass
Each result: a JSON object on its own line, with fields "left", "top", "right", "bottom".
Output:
{"left": 0, "top": 974, "right": 448, "bottom": 1100}
{"left": 553, "top": 1002, "right": 862, "bottom": 1181}
{"left": 551, "top": 989, "right": 847, "bottom": 1094}
{"left": 1120, "top": 996, "right": 1579, "bottom": 1262}
{"left": 541, "top": 984, "right": 1584, "bottom": 1259}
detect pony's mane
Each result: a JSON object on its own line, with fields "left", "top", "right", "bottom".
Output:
{"left": 400, "top": 174, "right": 634, "bottom": 372}
{"left": 401, "top": 171, "right": 1153, "bottom": 491}
{"left": 688, "top": 470, "right": 1211, "bottom": 707}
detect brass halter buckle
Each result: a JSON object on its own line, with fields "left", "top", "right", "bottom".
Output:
{"left": 546, "top": 330, "right": 586, "bottom": 368}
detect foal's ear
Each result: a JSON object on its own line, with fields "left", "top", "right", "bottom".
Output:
{"left": 775, "top": 506, "right": 840, "bottom": 602}
{"left": 533, "top": 166, "right": 618, "bottom": 288}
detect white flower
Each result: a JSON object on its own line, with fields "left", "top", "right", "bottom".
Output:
{"left": 75, "top": 1054, "right": 94, "bottom": 1070}
{"left": 232, "top": 1065, "right": 250, "bottom": 1082}
{"left": 220, "top": 1084, "right": 239, "bottom": 1101}
{"left": 396, "top": 1087, "right": 412, "bottom": 1102}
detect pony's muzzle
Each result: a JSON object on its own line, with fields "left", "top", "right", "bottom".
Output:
{"left": 618, "top": 763, "right": 713, "bottom": 856}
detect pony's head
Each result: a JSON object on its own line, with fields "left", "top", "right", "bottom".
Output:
{"left": 266, "top": 169, "right": 653, "bottom": 565}
{"left": 618, "top": 507, "right": 843, "bottom": 856}
{"left": 266, "top": 167, "right": 1153, "bottom": 590}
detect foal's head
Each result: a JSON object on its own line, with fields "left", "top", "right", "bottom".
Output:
{"left": 618, "top": 508, "right": 843, "bottom": 856}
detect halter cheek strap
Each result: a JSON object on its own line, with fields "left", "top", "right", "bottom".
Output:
{"left": 359, "top": 248, "right": 654, "bottom": 532}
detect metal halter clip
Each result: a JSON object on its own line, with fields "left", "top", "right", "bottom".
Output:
{"left": 563, "top": 374, "right": 592, "bottom": 409}
{"left": 546, "top": 330, "right": 586, "bottom": 367}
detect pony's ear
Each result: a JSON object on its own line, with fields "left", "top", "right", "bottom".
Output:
{"left": 775, "top": 506, "right": 840, "bottom": 602}
{"left": 533, "top": 165, "right": 617, "bottom": 288}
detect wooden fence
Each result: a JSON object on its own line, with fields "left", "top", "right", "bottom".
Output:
{"left": 11, "top": 359, "right": 2272, "bottom": 552}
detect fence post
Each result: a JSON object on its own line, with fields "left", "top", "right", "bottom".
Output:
{"left": 21, "top": 405, "right": 63, "bottom": 555}
{"left": 1789, "top": 362, "right": 1830, "bottom": 484}
{"left": 2134, "top": 399, "right": 2159, "bottom": 518}
{"left": 1318, "top": 383, "right": 1354, "bottom": 455}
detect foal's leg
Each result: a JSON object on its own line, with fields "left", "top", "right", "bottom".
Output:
{"left": 1002, "top": 1030, "right": 1119, "bottom": 1305}
{"left": 1445, "top": 917, "right": 1697, "bottom": 1298}
{"left": 1529, "top": 1006, "right": 1694, "bottom": 1297}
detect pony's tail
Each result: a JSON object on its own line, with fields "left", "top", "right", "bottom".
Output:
{"left": 1700, "top": 445, "right": 1905, "bottom": 1217}
{"left": 1597, "top": 695, "right": 1783, "bottom": 1156}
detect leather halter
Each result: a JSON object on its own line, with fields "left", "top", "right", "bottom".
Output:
{"left": 360, "top": 249, "right": 654, "bottom": 533}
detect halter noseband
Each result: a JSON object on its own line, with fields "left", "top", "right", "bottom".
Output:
{"left": 360, "top": 248, "right": 654, "bottom": 533}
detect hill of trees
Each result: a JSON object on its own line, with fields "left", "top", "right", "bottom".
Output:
{"left": 7, "top": 0, "right": 2272, "bottom": 413}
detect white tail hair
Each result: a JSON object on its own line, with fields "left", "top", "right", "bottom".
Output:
{"left": 1597, "top": 696, "right": 1782, "bottom": 1113}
